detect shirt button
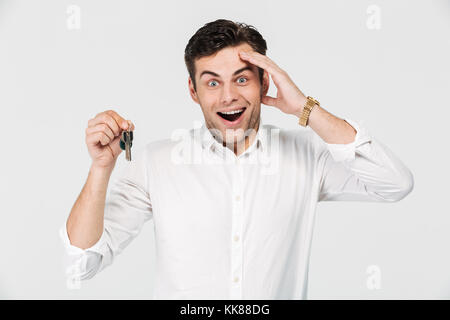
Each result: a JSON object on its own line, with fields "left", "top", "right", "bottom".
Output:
{"left": 234, "top": 235, "right": 240, "bottom": 242}
{"left": 233, "top": 276, "right": 239, "bottom": 283}
{"left": 235, "top": 195, "right": 240, "bottom": 201}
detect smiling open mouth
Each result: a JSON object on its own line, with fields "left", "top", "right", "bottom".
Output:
{"left": 217, "top": 107, "right": 246, "bottom": 122}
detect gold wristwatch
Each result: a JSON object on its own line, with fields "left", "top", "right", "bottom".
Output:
{"left": 298, "top": 96, "right": 320, "bottom": 127}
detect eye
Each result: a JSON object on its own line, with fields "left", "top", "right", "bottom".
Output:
{"left": 208, "top": 80, "right": 219, "bottom": 87}
{"left": 237, "top": 77, "right": 248, "bottom": 84}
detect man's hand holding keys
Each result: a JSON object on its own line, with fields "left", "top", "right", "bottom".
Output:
{"left": 85, "top": 110, "right": 135, "bottom": 170}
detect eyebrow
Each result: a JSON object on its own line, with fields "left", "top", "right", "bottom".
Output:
{"left": 199, "top": 66, "right": 254, "bottom": 79}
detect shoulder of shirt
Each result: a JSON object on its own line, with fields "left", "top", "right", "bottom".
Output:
{"left": 140, "top": 137, "right": 178, "bottom": 158}
{"left": 267, "top": 124, "right": 328, "bottom": 164}
{"left": 262, "top": 124, "right": 318, "bottom": 147}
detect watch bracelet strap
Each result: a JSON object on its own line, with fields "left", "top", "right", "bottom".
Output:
{"left": 299, "top": 96, "right": 319, "bottom": 127}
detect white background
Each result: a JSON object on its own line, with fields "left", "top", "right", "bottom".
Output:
{"left": 0, "top": 0, "right": 449, "bottom": 299}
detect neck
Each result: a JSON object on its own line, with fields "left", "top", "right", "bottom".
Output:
{"left": 224, "top": 121, "right": 261, "bottom": 157}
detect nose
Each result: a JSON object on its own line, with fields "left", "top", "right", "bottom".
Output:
{"left": 221, "top": 82, "right": 239, "bottom": 106}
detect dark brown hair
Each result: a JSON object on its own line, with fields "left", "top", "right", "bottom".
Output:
{"left": 184, "top": 19, "right": 267, "bottom": 92}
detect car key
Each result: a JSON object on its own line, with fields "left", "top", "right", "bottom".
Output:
{"left": 120, "top": 121, "right": 133, "bottom": 161}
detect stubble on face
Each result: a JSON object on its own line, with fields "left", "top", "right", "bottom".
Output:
{"left": 191, "top": 43, "right": 266, "bottom": 155}
{"left": 199, "top": 94, "right": 261, "bottom": 148}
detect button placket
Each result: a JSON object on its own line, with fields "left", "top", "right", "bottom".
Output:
{"left": 230, "top": 158, "right": 244, "bottom": 299}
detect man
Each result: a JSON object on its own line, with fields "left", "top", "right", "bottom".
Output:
{"left": 60, "top": 19, "right": 414, "bottom": 299}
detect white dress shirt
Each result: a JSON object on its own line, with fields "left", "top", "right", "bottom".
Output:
{"left": 59, "top": 117, "right": 414, "bottom": 299}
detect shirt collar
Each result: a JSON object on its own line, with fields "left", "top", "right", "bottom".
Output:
{"left": 194, "top": 116, "right": 269, "bottom": 159}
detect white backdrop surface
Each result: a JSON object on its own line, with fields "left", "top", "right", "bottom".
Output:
{"left": 0, "top": 0, "right": 449, "bottom": 299}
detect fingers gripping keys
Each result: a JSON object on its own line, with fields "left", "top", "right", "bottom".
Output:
{"left": 120, "top": 121, "right": 134, "bottom": 161}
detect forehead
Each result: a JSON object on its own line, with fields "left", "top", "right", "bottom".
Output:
{"left": 195, "top": 43, "right": 257, "bottom": 77}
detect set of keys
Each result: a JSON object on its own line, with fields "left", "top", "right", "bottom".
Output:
{"left": 119, "top": 121, "right": 133, "bottom": 161}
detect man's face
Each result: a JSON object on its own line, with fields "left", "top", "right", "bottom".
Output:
{"left": 188, "top": 43, "right": 269, "bottom": 146}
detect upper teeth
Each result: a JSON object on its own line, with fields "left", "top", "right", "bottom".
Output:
{"left": 221, "top": 108, "right": 244, "bottom": 115}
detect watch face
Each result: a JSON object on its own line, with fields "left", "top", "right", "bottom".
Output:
{"left": 307, "top": 96, "right": 319, "bottom": 106}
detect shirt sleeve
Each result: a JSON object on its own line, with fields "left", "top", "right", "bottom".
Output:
{"left": 59, "top": 147, "right": 153, "bottom": 282}
{"left": 315, "top": 118, "right": 414, "bottom": 202}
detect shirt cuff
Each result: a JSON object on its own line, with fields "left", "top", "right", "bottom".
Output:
{"left": 58, "top": 222, "right": 108, "bottom": 256}
{"left": 59, "top": 222, "right": 107, "bottom": 281}
{"left": 324, "top": 118, "right": 372, "bottom": 162}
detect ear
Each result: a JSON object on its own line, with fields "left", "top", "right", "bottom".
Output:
{"left": 260, "top": 70, "right": 269, "bottom": 97}
{"left": 188, "top": 77, "right": 199, "bottom": 104}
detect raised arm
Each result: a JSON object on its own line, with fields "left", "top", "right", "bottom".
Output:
{"left": 60, "top": 110, "right": 153, "bottom": 282}
{"left": 314, "top": 116, "right": 414, "bottom": 202}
